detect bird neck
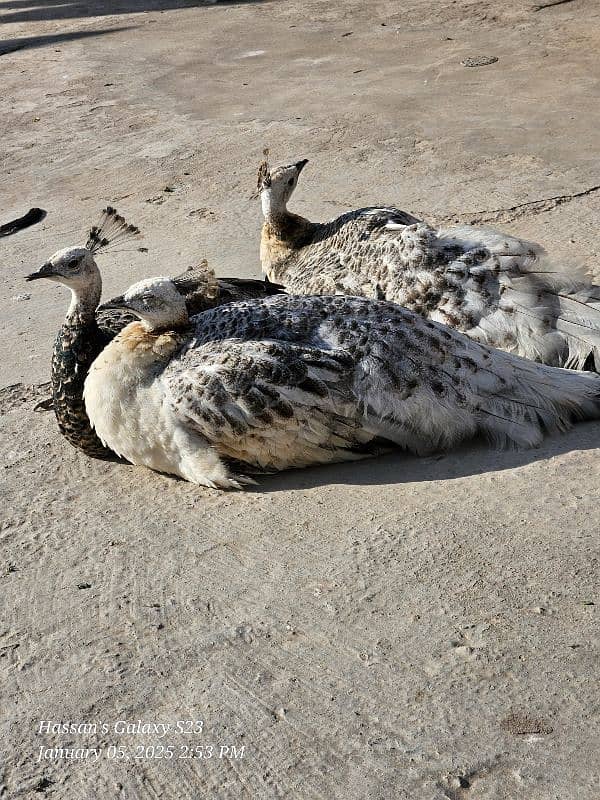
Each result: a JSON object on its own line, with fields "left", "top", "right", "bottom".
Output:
{"left": 264, "top": 207, "right": 312, "bottom": 240}
{"left": 260, "top": 207, "right": 314, "bottom": 282}
{"left": 51, "top": 273, "right": 121, "bottom": 461}
{"left": 261, "top": 190, "right": 288, "bottom": 219}
{"left": 65, "top": 275, "right": 102, "bottom": 326}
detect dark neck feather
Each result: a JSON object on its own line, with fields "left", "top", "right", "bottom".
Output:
{"left": 265, "top": 211, "right": 314, "bottom": 247}
{"left": 51, "top": 286, "right": 122, "bottom": 462}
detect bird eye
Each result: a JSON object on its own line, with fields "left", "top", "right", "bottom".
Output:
{"left": 287, "top": 178, "right": 294, "bottom": 186}
{"left": 65, "top": 257, "right": 80, "bottom": 269}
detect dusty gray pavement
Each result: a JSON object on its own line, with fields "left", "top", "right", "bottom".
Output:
{"left": 1, "top": 1, "right": 600, "bottom": 798}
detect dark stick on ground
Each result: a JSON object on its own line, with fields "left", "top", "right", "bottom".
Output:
{"left": 532, "top": 0, "right": 575, "bottom": 11}
{"left": 0, "top": 208, "right": 47, "bottom": 238}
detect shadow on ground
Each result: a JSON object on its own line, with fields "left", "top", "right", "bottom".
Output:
{"left": 251, "top": 422, "right": 600, "bottom": 493}
{"left": 0, "top": 0, "right": 267, "bottom": 24}
{"left": 0, "top": 26, "right": 135, "bottom": 55}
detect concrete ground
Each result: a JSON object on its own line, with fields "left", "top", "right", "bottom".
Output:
{"left": 1, "top": 1, "right": 599, "bottom": 797}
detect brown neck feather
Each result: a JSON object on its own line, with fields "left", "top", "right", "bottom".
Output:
{"left": 265, "top": 211, "right": 313, "bottom": 247}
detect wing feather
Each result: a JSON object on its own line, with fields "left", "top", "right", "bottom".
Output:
{"left": 163, "top": 337, "right": 378, "bottom": 470}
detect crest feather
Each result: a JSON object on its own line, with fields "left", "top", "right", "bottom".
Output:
{"left": 252, "top": 147, "right": 271, "bottom": 199}
{"left": 172, "top": 260, "right": 219, "bottom": 301}
{"left": 86, "top": 207, "right": 141, "bottom": 254}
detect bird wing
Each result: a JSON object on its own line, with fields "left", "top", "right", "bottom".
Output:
{"left": 302, "top": 212, "right": 540, "bottom": 302}
{"left": 161, "top": 294, "right": 600, "bottom": 466}
{"left": 288, "top": 207, "right": 450, "bottom": 298}
{"left": 96, "top": 308, "right": 137, "bottom": 339}
{"left": 207, "top": 276, "right": 286, "bottom": 306}
{"left": 298, "top": 212, "right": 600, "bottom": 370}
{"left": 162, "top": 335, "right": 379, "bottom": 471}
{"left": 173, "top": 262, "right": 285, "bottom": 313}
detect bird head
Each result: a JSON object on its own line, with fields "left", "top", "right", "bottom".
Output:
{"left": 101, "top": 277, "right": 189, "bottom": 332}
{"left": 255, "top": 156, "right": 308, "bottom": 215}
{"left": 25, "top": 207, "right": 140, "bottom": 297}
{"left": 26, "top": 246, "right": 99, "bottom": 292}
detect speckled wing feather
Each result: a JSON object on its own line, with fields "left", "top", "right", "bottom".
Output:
{"left": 160, "top": 295, "right": 600, "bottom": 471}
{"left": 268, "top": 208, "right": 424, "bottom": 297}
{"left": 266, "top": 208, "right": 600, "bottom": 370}
{"left": 164, "top": 338, "right": 377, "bottom": 471}
{"left": 50, "top": 314, "right": 121, "bottom": 461}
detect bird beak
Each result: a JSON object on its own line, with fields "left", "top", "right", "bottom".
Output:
{"left": 295, "top": 159, "right": 309, "bottom": 173}
{"left": 25, "top": 261, "right": 55, "bottom": 281}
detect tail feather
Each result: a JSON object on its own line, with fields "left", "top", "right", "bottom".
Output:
{"left": 501, "top": 279, "right": 600, "bottom": 370}
{"left": 453, "top": 267, "right": 600, "bottom": 371}
{"left": 437, "top": 224, "right": 600, "bottom": 371}
{"left": 362, "top": 322, "right": 600, "bottom": 455}
{"left": 461, "top": 360, "right": 599, "bottom": 449}
{"left": 473, "top": 348, "right": 600, "bottom": 449}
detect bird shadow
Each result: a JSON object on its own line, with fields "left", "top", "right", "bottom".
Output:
{"left": 249, "top": 422, "right": 600, "bottom": 493}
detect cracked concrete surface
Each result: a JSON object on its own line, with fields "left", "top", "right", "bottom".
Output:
{"left": 448, "top": 185, "right": 600, "bottom": 225}
{"left": 1, "top": 1, "right": 599, "bottom": 798}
